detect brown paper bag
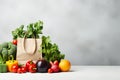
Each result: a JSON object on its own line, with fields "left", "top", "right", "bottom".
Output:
{"left": 16, "top": 38, "right": 42, "bottom": 64}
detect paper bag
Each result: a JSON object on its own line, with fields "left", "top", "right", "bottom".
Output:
{"left": 16, "top": 38, "right": 42, "bottom": 64}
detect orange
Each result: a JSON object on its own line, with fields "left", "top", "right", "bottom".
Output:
{"left": 59, "top": 59, "right": 71, "bottom": 72}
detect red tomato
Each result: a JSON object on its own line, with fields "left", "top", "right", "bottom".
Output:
{"left": 16, "top": 65, "right": 26, "bottom": 73}
{"left": 17, "top": 68, "right": 23, "bottom": 74}
{"left": 21, "top": 66, "right": 27, "bottom": 73}
{"left": 28, "top": 64, "right": 37, "bottom": 73}
{"left": 48, "top": 68, "right": 53, "bottom": 73}
{"left": 26, "top": 60, "right": 34, "bottom": 71}
{"left": 11, "top": 64, "right": 18, "bottom": 73}
{"left": 12, "top": 40, "right": 17, "bottom": 45}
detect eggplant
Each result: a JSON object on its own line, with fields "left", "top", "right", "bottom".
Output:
{"left": 36, "top": 59, "right": 50, "bottom": 73}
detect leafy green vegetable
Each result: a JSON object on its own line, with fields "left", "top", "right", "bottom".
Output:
{"left": 12, "top": 25, "right": 25, "bottom": 39}
{"left": 2, "top": 48, "right": 8, "bottom": 63}
{"left": 41, "top": 36, "right": 65, "bottom": 62}
{"left": 12, "top": 20, "right": 43, "bottom": 39}
{"left": 7, "top": 42, "right": 17, "bottom": 60}
{"left": 0, "top": 42, "right": 17, "bottom": 63}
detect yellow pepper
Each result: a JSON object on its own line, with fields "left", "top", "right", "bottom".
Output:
{"left": 6, "top": 55, "right": 18, "bottom": 72}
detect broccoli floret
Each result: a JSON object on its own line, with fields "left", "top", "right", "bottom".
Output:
{"left": 7, "top": 42, "right": 17, "bottom": 60}
{"left": 11, "top": 45, "right": 17, "bottom": 52}
{"left": 2, "top": 48, "right": 8, "bottom": 63}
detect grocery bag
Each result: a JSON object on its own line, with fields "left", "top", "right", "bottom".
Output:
{"left": 16, "top": 37, "right": 42, "bottom": 64}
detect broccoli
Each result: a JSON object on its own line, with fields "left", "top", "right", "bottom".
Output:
{"left": 7, "top": 42, "right": 17, "bottom": 60}
{"left": 0, "top": 42, "right": 17, "bottom": 63}
{"left": 2, "top": 48, "right": 8, "bottom": 63}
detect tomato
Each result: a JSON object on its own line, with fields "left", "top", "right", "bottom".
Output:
{"left": 21, "top": 66, "right": 27, "bottom": 73}
{"left": 11, "top": 64, "right": 18, "bottom": 73}
{"left": 26, "top": 60, "right": 34, "bottom": 71}
{"left": 28, "top": 64, "right": 37, "bottom": 73}
{"left": 21, "top": 67, "right": 26, "bottom": 73}
{"left": 12, "top": 40, "right": 17, "bottom": 45}
{"left": 48, "top": 68, "right": 53, "bottom": 73}
{"left": 17, "top": 68, "right": 23, "bottom": 74}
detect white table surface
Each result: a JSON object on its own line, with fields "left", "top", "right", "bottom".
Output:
{"left": 0, "top": 66, "right": 120, "bottom": 80}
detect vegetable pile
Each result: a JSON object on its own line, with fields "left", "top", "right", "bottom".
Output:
{"left": 11, "top": 20, "right": 65, "bottom": 62}
{"left": 0, "top": 20, "right": 71, "bottom": 73}
{"left": 0, "top": 42, "right": 17, "bottom": 73}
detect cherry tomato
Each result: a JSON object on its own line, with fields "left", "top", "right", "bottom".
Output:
{"left": 12, "top": 40, "right": 17, "bottom": 45}
{"left": 16, "top": 64, "right": 26, "bottom": 73}
{"left": 48, "top": 68, "right": 53, "bottom": 73}
{"left": 11, "top": 64, "right": 18, "bottom": 73}
{"left": 28, "top": 64, "right": 37, "bottom": 73}
{"left": 17, "top": 68, "right": 23, "bottom": 74}
{"left": 21, "top": 66, "right": 27, "bottom": 73}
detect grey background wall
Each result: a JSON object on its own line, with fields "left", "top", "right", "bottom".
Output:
{"left": 0, "top": 0, "right": 120, "bottom": 65}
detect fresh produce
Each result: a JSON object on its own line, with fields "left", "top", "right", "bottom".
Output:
{"left": 21, "top": 66, "right": 27, "bottom": 73}
{"left": 12, "top": 39, "right": 17, "bottom": 45}
{"left": 54, "top": 60, "right": 59, "bottom": 65}
{"left": 28, "top": 63, "right": 37, "bottom": 73}
{"left": 41, "top": 36, "right": 65, "bottom": 62}
{"left": 0, "top": 64, "right": 7, "bottom": 73}
{"left": 49, "top": 61, "right": 59, "bottom": 73}
{"left": 26, "top": 60, "right": 32, "bottom": 71}
{"left": 17, "top": 68, "right": 23, "bottom": 73}
{"left": 6, "top": 56, "right": 18, "bottom": 72}
{"left": 25, "top": 60, "right": 37, "bottom": 73}
{"left": 1, "top": 48, "right": 8, "bottom": 63}
{"left": 8, "top": 42, "right": 17, "bottom": 60}
{"left": 48, "top": 68, "right": 53, "bottom": 73}
{"left": 0, "top": 42, "right": 17, "bottom": 60}
{"left": 26, "top": 60, "right": 35, "bottom": 71}
{"left": 11, "top": 64, "right": 18, "bottom": 73}
{"left": 59, "top": 59, "right": 71, "bottom": 72}
{"left": 0, "top": 42, "right": 17, "bottom": 73}
{"left": 17, "top": 65, "right": 27, "bottom": 73}
{"left": 11, "top": 64, "right": 27, "bottom": 73}
{"left": 0, "top": 55, "right": 7, "bottom": 73}
{"left": 36, "top": 59, "right": 50, "bottom": 73}
{"left": 0, "top": 47, "right": 8, "bottom": 73}
{"left": 12, "top": 20, "right": 43, "bottom": 39}
{"left": 0, "top": 20, "right": 71, "bottom": 74}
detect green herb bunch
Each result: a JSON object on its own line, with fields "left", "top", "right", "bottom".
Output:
{"left": 12, "top": 20, "right": 43, "bottom": 39}
{"left": 41, "top": 36, "right": 65, "bottom": 62}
